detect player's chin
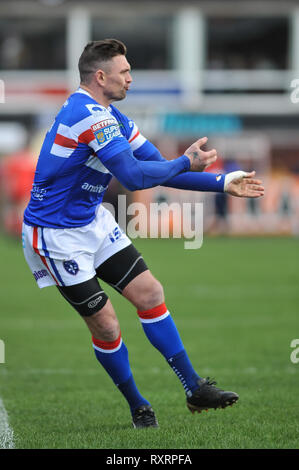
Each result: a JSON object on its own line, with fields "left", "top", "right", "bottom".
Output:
{"left": 112, "top": 91, "right": 127, "bottom": 102}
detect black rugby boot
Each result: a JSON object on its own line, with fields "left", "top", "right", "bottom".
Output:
{"left": 187, "top": 377, "right": 239, "bottom": 413}
{"left": 132, "top": 405, "right": 159, "bottom": 428}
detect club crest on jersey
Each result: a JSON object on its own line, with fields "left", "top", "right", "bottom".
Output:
{"left": 63, "top": 260, "right": 79, "bottom": 275}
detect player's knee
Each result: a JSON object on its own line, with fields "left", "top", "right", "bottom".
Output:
{"left": 138, "top": 278, "right": 164, "bottom": 311}
{"left": 84, "top": 302, "right": 120, "bottom": 342}
{"left": 122, "top": 271, "right": 165, "bottom": 310}
{"left": 94, "top": 322, "right": 119, "bottom": 342}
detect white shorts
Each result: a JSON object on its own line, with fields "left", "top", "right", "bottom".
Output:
{"left": 22, "top": 206, "right": 131, "bottom": 288}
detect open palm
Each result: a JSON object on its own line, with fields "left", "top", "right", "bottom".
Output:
{"left": 225, "top": 171, "right": 264, "bottom": 198}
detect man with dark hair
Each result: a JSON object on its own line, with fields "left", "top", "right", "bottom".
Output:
{"left": 78, "top": 39, "right": 127, "bottom": 84}
{"left": 22, "top": 39, "right": 264, "bottom": 428}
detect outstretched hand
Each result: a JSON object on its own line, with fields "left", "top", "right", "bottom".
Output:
{"left": 224, "top": 171, "right": 264, "bottom": 198}
{"left": 184, "top": 137, "right": 217, "bottom": 172}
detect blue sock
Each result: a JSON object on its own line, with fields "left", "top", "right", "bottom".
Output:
{"left": 138, "top": 303, "right": 201, "bottom": 396}
{"left": 92, "top": 333, "right": 150, "bottom": 413}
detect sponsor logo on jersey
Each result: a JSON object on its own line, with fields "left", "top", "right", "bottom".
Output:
{"left": 92, "top": 119, "right": 116, "bottom": 131}
{"left": 31, "top": 184, "right": 47, "bottom": 201}
{"left": 63, "top": 260, "right": 79, "bottom": 275}
{"left": 216, "top": 175, "right": 222, "bottom": 181}
{"left": 81, "top": 182, "right": 108, "bottom": 194}
{"left": 92, "top": 119, "right": 122, "bottom": 146}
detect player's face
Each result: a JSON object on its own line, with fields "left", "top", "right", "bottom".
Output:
{"left": 102, "top": 55, "right": 132, "bottom": 102}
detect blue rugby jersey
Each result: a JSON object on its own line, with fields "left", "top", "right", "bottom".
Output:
{"left": 24, "top": 88, "right": 148, "bottom": 228}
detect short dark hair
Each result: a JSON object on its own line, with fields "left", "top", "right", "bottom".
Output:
{"left": 78, "top": 39, "right": 127, "bottom": 84}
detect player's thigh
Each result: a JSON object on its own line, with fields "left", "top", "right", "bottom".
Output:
{"left": 56, "top": 276, "right": 120, "bottom": 340}
{"left": 95, "top": 243, "right": 148, "bottom": 293}
{"left": 96, "top": 244, "right": 164, "bottom": 310}
{"left": 122, "top": 270, "right": 165, "bottom": 310}
{"left": 57, "top": 276, "right": 108, "bottom": 316}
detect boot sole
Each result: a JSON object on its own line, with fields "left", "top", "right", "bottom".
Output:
{"left": 187, "top": 395, "right": 239, "bottom": 414}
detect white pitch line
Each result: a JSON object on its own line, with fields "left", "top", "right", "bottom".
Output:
{"left": 0, "top": 397, "right": 14, "bottom": 449}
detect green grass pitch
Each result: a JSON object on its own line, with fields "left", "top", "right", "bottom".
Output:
{"left": 0, "top": 234, "right": 298, "bottom": 449}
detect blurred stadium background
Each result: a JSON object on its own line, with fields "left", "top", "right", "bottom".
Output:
{"left": 0, "top": 0, "right": 299, "bottom": 237}
{"left": 0, "top": 0, "right": 299, "bottom": 450}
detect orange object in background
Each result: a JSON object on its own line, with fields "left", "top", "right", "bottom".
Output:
{"left": 0, "top": 149, "right": 36, "bottom": 235}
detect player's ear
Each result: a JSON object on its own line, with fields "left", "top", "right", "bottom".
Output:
{"left": 94, "top": 69, "right": 106, "bottom": 86}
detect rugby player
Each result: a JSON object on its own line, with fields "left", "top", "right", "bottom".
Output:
{"left": 22, "top": 39, "right": 264, "bottom": 428}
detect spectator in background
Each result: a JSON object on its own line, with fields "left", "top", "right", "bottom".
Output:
{"left": 0, "top": 35, "right": 28, "bottom": 69}
{"left": 210, "top": 158, "right": 240, "bottom": 234}
{"left": 0, "top": 136, "right": 39, "bottom": 235}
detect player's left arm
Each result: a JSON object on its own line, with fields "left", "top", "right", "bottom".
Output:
{"left": 133, "top": 140, "right": 264, "bottom": 198}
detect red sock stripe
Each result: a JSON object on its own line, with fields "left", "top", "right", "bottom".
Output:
{"left": 137, "top": 302, "right": 167, "bottom": 320}
{"left": 92, "top": 332, "right": 121, "bottom": 350}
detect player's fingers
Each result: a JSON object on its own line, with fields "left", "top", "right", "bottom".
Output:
{"left": 202, "top": 149, "right": 217, "bottom": 159}
{"left": 244, "top": 171, "right": 256, "bottom": 178}
{"left": 196, "top": 136, "right": 208, "bottom": 147}
{"left": 245, "top": 186, "right": 265, "bottom": 196}
{"left": 246, "top": 191, "right": 264, "bottom": 197}
{"left": 247, "top": 184, "right": 265, "bottom": 191}
{"left": 245, "top": 179, "right": 263, "bottom": 185}
{"left": 204, "top": 155, "right": 218, "bottom": 167}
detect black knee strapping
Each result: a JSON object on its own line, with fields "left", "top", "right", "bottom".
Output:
{"left": 57, "top": 276, "right": 108, "bottom": 316}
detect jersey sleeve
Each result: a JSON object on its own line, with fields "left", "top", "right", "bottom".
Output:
{"left": 134, "top": 142, "right": 225, "bottom": 192}
{"left": 99, "top": 149, "right": 190, "bottom": 191}
{"left": 71, "top": 106, "right": 130, "bottom": 160}
{"left": 109, "top": 105, "right": 147, "bottom": 153}
{"left": 127, "top": 120, "right": 147, "bottom": 152}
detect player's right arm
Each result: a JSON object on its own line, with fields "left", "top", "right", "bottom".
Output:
{"left": 101, "top": 148, "right": 190, "bottom": 191}
{"left": 84, "top": 105, "right": 218, "bottom": 191}
{"left": 75, "top": 100, "right": 216, "bottom": 191}
{"left": 114, "top": 110, "right": 222, "bottom": 190}
{"left": 97, "top": 137, "right": 216, "bottom": 191}
{"left": 131, "top": 137, "right": 264, "bottom": 197}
